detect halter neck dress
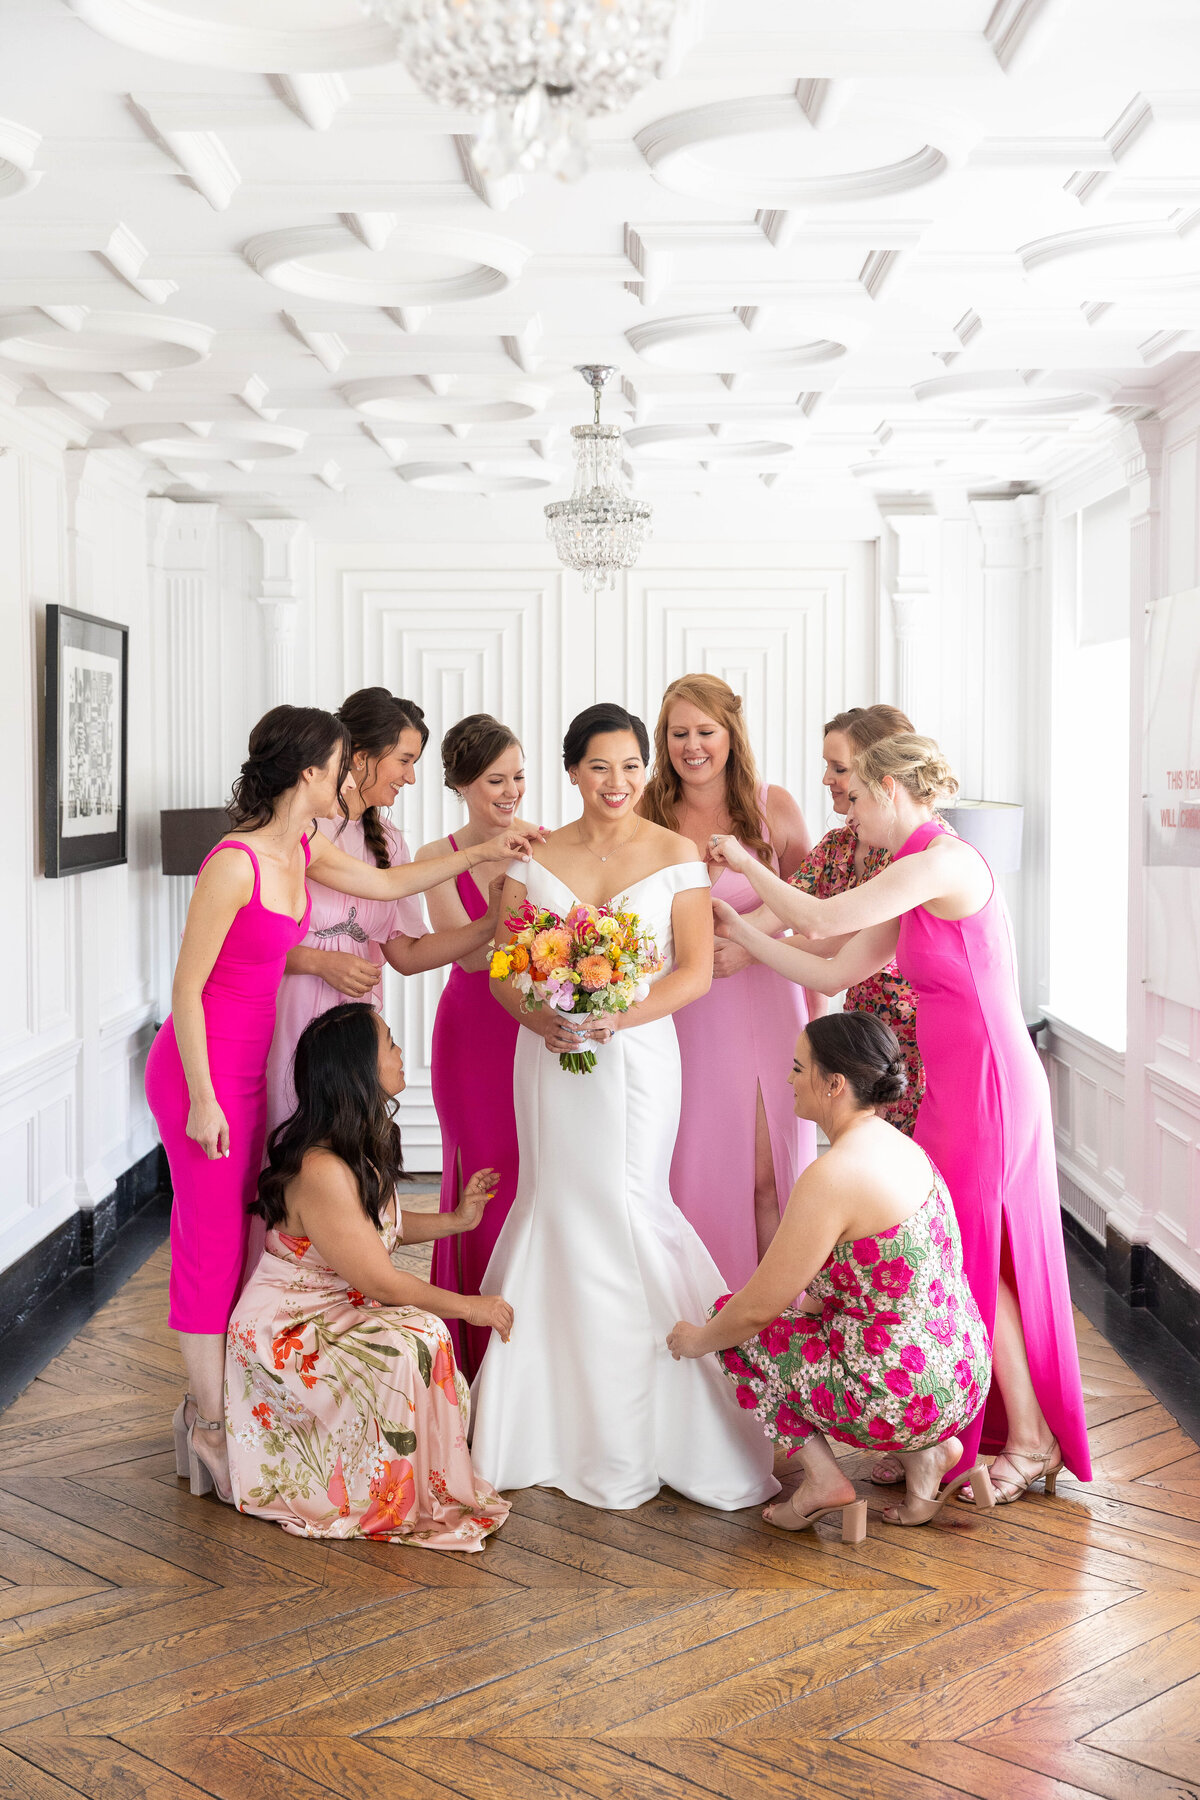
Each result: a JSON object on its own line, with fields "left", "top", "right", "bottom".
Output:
{"left": 893, "top": 819, "right": 1090, "bottom": 1481}
{"left": 145, "top": 836, "right": 311, "bottom": 1335}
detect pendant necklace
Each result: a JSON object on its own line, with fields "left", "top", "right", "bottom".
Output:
{"left": 578, "top": 816, "right": 640, "bottom": 863}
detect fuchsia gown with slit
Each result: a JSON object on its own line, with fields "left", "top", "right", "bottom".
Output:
{"left": 429, "top": 839, "right": 520, "bottom": 1380}
{"left": 894, "top": 819, "right": 1091, "bottom": 1481}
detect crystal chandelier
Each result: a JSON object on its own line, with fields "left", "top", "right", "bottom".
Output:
{"left": 545, "top": 365, "right": 652, "bottom": 592}
{"left": 361, "top": 0, "right": 683, "bottom": 181}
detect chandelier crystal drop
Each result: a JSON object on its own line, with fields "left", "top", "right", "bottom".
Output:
{"left": 360, "top": 0, "right": 683, "bottom": 181}
{"left": 545, "top": 365, "right": 652, "bottom": 593}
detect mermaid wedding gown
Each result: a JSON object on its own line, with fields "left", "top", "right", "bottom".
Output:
{"left": 470, "top": 857, "right": 779, "bottom": 1511}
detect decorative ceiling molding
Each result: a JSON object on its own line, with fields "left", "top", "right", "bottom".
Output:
{"left": 626, "top": 313, "right": 847, "bottom": 374}
{"left": 269, "top": 74, "right": 351, "bottom": 132}
{"left": 913, "top": 372, "right": 1117, "bottom": 417}
{"left": 124, "top": 419, "right": 307, "bottom": 462}
{"left": 243, "top": 222, "right": 528, "bottom": 307}
{"left": 342, "top": 375, "right": 551, "bottom": 426}
{"left": 66, "top": 0, "right": 399, "bottom": 73}
{"left": 1020, "top": 219, "right": 1200, "bottom": 292}
{"left": 129, "top": 98, "right": 239, "bottom": 211}
{"left": 985, "top": 0, "right": 1072, "bottom": 73}
{"left": 395, "top": 459, "right": 558, "bottom": 494}
{"left": 0, "top": 309, "right": 213, "bottom": 373}
{"left": 624, "top": 424, "right": 798, "bottom": 465}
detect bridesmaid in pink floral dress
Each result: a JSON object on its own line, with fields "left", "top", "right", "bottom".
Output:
{"left": 418, "top": 716, "right": 527, "bottom": 1378}
{"left": 228, "top": 1003, "right": 512, "bottom": 1548}
{"left": 640, "top": 675, "right": 818, "bottom": 1288}
{"left": 709, "top": 733, "right": 1091, "bottom": 1504}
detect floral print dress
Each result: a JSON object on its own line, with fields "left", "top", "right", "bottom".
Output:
{"left": 713, "top": 1163, "right": 991, "bottom": 1454}
{"left": 225, "top": 1213, "right": 510, "bottom": 1549}
{"left": 789, "top": 823, "right": 923, "bottom": 1134}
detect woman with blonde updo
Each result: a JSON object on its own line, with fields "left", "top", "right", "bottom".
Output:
{"left": 639, "top": 673, "right": 818, "bottom": 1288}
{"left": 708, "top": 732, "right": 1091, "bottom": 1505}
{"left": 417, "top": 714, "right": 531, "bottom": 1378}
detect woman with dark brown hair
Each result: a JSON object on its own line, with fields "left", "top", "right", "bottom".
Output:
{"left": 227, "top": 1003, "right": 512, "bottom": 1548}
{"left": 145, "top": 703, "right": 537, "bottom": 1504}
{"left": 417, "top": 713, "right": 529, "bottom": 1377}
{"left": 639, "top": 673, "right": 818, "bottom": 1288}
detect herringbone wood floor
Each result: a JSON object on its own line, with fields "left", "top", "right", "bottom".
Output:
{"left": 2, "top": 1194, "right": 1199, "bottom": 1800}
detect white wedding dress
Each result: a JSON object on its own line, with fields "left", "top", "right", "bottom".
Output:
{"left": 470, "top": 857, "right": 779, "bottom": 1512}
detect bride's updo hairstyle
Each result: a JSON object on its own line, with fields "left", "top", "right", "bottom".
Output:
{"left": 855, "top": 732, "right": 959, "bottom": 806}
{"left": 563, "top": 702, "right": 649, "bottom": 770}
{"left": 228, "top": 705, "right": 351, "bottom": 831}
{"left": 336, "top": 688, "right": 428, "bottom": 869}
{"left": 442, "top": 713, "right": 520, "bottom": 793}
{"left": 806, "top": 1012, "right": 907, "bottom": 1110}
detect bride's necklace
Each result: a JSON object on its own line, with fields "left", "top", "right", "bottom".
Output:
{"left": 577, "top": 816, "right": 641, "bottom": 864}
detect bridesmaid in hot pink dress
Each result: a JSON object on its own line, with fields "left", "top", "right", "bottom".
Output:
{"left": 418, "top": 715, "right": 526, "bottom": 1378}
{"left": 709, "top": 731, "right": 1091, "bottom": 1502}
{"left": 640, "top": 675, "right": 818, "bottom": 1289}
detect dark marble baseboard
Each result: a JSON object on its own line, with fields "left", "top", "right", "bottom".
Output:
{"left": 0, "top": 1146, "right": 168, "bottom": 1341}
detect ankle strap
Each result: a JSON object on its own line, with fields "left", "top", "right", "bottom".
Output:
{"left": 193, "top": 1413, "right": 224, "bottom": 1432}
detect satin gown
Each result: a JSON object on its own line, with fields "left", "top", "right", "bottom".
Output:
{"left": 470, "top": 858, "right": 779, "bottom": 1512}
{"left": 895, "top": 820, "right": 1092, "bottom": 1481}
{"left": 672, "top": 797, "right": 816, "bottom": 1288}
{"left": 429, "top": 841, "right": 520, "bottom": 1380}
{"left": 145, "top": 837, "right": 311, "bottom": 1334}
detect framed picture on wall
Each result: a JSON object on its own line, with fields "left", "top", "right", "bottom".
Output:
{"left": 43, "top": 604, "right": 129, "bottom": 878}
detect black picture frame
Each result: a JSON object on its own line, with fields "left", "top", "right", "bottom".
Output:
{"left": 43, "top": 604, "right": 129, "bottom": 878}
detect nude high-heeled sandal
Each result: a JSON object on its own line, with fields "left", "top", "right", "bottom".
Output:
{"left": 960, "top": 1442, "right": 1062, "bottom": 1505}
{"left": 763, "top": 1495, "right": 868, "bottom": 1543}
{"left": 185, "top": 1412, "right": 234, "bottom": 1505}
{"left": 171, "top": 1394, "right": 194, "bottom": 1479}
{"left": 883, "top": 1463, "right": 995, "bottom": 1526}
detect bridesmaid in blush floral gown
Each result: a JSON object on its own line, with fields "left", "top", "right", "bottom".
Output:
{"left": 640, "top": 674, "right": 818, "bottom": 1289}
{"left": 418, "top": 715, "right": 527, "bottom": 1378}
{"left": 709, "top": 733, "right": 1091, "bottom": 1504}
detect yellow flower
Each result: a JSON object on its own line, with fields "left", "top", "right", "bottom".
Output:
{"left": 490, "top": 951, "right": 512, "bottom": 980}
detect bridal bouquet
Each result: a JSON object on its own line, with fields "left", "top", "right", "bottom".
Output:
{"left": 490, "top": 899, "right": 663, "bottom": 1074}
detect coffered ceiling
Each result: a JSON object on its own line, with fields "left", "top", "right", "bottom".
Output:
{"left": 2, "top": 0, "right": 1200, "bottom": 538}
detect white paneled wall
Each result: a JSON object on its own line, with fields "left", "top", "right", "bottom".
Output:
{"left": 313, "top": 542, "right": 879, "bottom": 1160}
{"left": 0, "top": 407, "right": 159, "bottom": 1273}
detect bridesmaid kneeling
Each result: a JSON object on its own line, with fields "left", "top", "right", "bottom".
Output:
{"left": 668, "top": 1013, "right": 995, "bottom": 1533}
{"left": 227, "top": 1003, "right": 513, "bottom": 1550}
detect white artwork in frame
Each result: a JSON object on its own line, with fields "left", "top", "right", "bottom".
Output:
{"left": 60, "top": 645, "right": 121, "bottom": 838}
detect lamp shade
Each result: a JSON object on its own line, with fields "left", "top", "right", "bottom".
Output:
{"left": 938, "top": 800, "right": 1024, "bottom": 875}
{"left": 160, "top": 808, "right": 231, "bottom": 877}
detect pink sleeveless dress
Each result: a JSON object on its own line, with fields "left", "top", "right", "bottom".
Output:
{"left": 145, "top": 837, "right": 311, "bottom": 1335}
{"left": 671, "top": 791, "right": 817, "bottom": 1289}
{"left": 894, "top": 819, "right": 1091, "bottom": 1480}
{"left": 428, "top": 839, "right": 520, "bottom": 1379}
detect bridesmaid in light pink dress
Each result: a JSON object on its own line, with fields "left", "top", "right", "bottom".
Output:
{"left": 710, "top": 731, "right": 1091, "bottom": 1502}
{"left": 640, "top": 675, "right": 819, "bottom": 1289}
{"left": 418, "top": 715, "right": 527, "bottom": 1378}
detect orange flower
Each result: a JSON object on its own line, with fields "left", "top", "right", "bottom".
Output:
{"left": 531, "top": 927, "right": 571, "bottom": 971}
{"left": 578, "top": 954, "right": 613, "bottom": 991}
{"left": 509, "top": 944, "right": 530, "bottom": 973}
{"left": 362, "top": 1458, "right": 416, "bottom": 1536}
{"left": 272, "top": 1323, "right": 305, "bottom": 1370}
{"left": 430, "top": 1338, "right": 459, "bottom": 1405}
{"left": 327, "top": 1454, "right": 350, "bottom": 1518}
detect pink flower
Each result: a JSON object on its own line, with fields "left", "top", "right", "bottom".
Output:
{"left": 758, "top": 1320, "right": 794, "bottom": 1357}
{"left": 872, "top": 1258, "right": 913, "bottom": 1300}
{"left": 878, "top": 1224, "right": 900, "bottom": 1241}
{"left": 925, "top": 1313, "right": 956, "bottom": 1346}
{"left": 793, "top": 1313, "right": 824, "bottom": 1336}
{"left": 868, "top": 1416, "right": 896, "bottom": 1441}
{"left": 929, "top": 1214, "right": 947, "bottom": 1247}
{"left": 954, "top": 1358, "right": 972, "bottom": 1390}
{"left": 904, "top": 1393, "right": 941, "bottom": 1434}
{"left": 853, "top": 1238, "right": 880, "bottom": 1267}
{"left": 811, "top": 1384, "right": 838, "bottom": 1421}
{"left": 722, "top": 1349, "right": 756, "bottom": 1381}
{"left": 735, "top": 1384, "right": 758, "bottom": 1410}
{"left": 863, "top": 1321, "right": 892, "bottom": 1356}
{"left": 801, "top": 1337, "right": 826, "bottom": 1364}
{"left": 928, "top": 1278, "right": 946, "bottom": 1308}
{"left": 828, "top": 1427, "right": 860, "bottom": 1447}
{"left": 828, "top": 1327, "right": 845, "bottom": 1356}
{"left": 966, "top": 1294, "right": 982, "bottom": 1323}
{"left": 941, "top": 1241, "right": 955, "bottom": 1273}
{"left": 844, "top": 1387, "right": 863, "bottom": 1419}
{"left": 885, "top": 1367, "right": 913, "bottom": 1398}
{"left": 829, "top": 1264, "right": 862, "bottom": 1295}
{"left": 962, "top": 1331, "right": 975, "bottom": 1359}
{"left": 899, "top": 1344, "right": 926, "bottom": 1374}
{"left": 774, "top": 1402, "right": 812, "bottom": 1439}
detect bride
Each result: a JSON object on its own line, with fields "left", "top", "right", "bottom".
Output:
{"left": 470, "top": 702, "right": 778, "bottom": 1511}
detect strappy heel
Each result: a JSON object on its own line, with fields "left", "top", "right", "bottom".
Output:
{"left": 185, "top": 1411, "right": 233, "bottom": 1505}
{"left": 171, "top": 1394, "right": 194, "bottom": 1479}
{"left": 961, "top": 1442, "right": 1062, "bottom": 1505}
{"left": 883, "top": 1463, "right": 995, "bottom": 1526}
{"left": 763, "top": 1495, "right": 868, "bottom": 1543}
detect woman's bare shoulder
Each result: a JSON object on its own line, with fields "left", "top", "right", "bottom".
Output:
{"left": 645, "top": 821, "right": 699, "bottom": 865}
{"left": 413, "top": 834, "right": 452, "bottom": 862}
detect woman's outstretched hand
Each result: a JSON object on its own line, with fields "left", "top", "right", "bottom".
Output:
{"left": 186, "top": 1095, "right": 230, "bottom": 1160}
{"left": 666, "top": 1320, "right": 706, "bottom": 1361}
{"left": 466, "top": 1293, "right": 514, "bottom": 1342}
{"left": 712, "top": 896, "right": 747, "bottom": 942}
{"left": 455, "top": 1166, "right": 501, "bottom": 1231}
{"left": 315, "top": 950, "right": 382, "bottom": 998}
{"left": 707, "top": 833, "right": 754, "bottom": 874}
{"left": 476, "top": 828, "right": 542, "bottom": 864}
